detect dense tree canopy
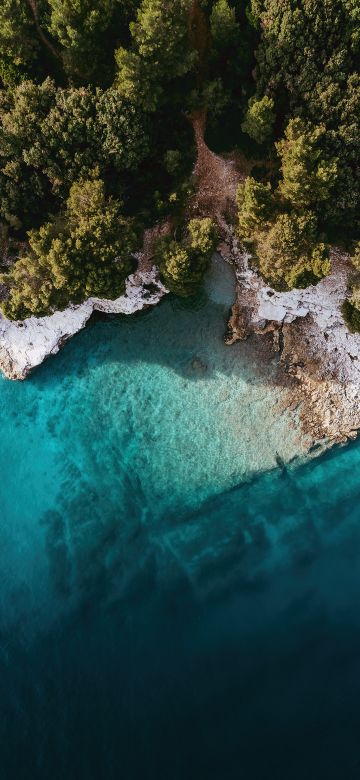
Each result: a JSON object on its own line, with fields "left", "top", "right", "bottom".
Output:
{"left": 1, "top": 177, "right": 136, "bottom": 318}
{"left": 236, "top": 177, "right": 273, "bottom": 241}
{"left": 245, "top": 0, "right": 359, "bottom": 231}
{"left": 0, "top": 0, "right": 358, "bottom": 317}
{"left": 0, "top": 0, "right": 39, "bottom": 86}
{"left": 276, "top": 119, "right": 338, "bottom": 212}
{"left": 115, "top": 0, "right": 195, "bottom": 111}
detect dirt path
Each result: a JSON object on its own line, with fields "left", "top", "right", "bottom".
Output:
{"left": 189, "top": 110, "right": 245, "bottom": 224}
{"left": 186, "top": 1, "right": 253, "bottom": 226}
{"left": 142, "top": 1, "right": 253, "bottom": 263}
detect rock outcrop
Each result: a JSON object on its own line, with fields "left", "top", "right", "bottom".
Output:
{"left": 1, "top": 221, "right": 359, "bottom": 451}
{"left": 0, "top": 267, "right": 167, "bottom": 380}
{"left": 223, "top": 231, "right": 360, "bottom": 445}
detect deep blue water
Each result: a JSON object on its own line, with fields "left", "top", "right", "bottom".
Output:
{"left": 1, "top": 263, "right": 360, "bottom": 779}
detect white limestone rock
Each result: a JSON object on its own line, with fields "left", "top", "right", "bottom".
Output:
{"left": 224, "top": 230, "right": 360, "bottom": 443}
{"left": 0, "top": 267, "right": 168, "bottom": 380}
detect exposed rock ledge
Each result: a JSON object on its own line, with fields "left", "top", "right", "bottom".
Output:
{"left": 222, "top": 231, "right": 360, "bottom": 445}
{"left": 0, "top": 267, "right": 167, "bottom": 380}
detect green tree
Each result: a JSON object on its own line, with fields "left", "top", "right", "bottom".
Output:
{"left": 47, "top": 0, "right": 120, "bottom": 83}
{"left": 276, "top": 118, "right": 338, "bottom": 211}
{"left": 241, "top": 95, "right": 275, "bottom": 144}
{"left": 251, "top": 0, "right": 359, "bottom": 229}
{"left": 96, "top": 89, "right": 150, "bottom": 172}
{"left": 0, "top": 79, "right": 151, "bottom": 231}
{"left": 210, "top": 0, "right": 240, "bottom": 50}
{"left": 0, "top": 0, "right": 39, "bottom": 86}
{"left": 236, "top": 177, "right": 273, "bottom": 240}
{"left": 157, "top": 217, "right": 217, "bottom": 296}
{"left": 115, "top": 0, "right": 195, "bottom": 111}
{"left": 344, "top": 241, "right": 360, "bottom": 330}
{"left": 247, "top": 0, "right": 264, "bottom": 25}
{"left": 351, "top": 241, "right": 360, "bottom": 271}
{"left": 0, "top": 78, "right": 56, "bottom": 229}
{"left": 38, "top": 87, "right": 101, "bottom": 195}
{"left": 256, "top": 210, "right": 330, "bottom": 289}
{"left": 1, "top": 178, "right": 137, "bottom": 319}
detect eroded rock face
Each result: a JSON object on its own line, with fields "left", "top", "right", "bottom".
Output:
{"left": 223, "top": 230, "right": 360, "bottom": 444}
{"left": 0, "top": 268, "right": 168, "bottom": 380}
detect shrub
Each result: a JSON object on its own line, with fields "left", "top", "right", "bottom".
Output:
{"left": 241, "top": 95, "right": 275, "bottom": 145}
{"left": 210, "top": 0, "right": 240, "bottom": 50}
{"left": 236, "top": 177, "right": 274, "bottom": 241}
{"left": 157, "top": 218, "right": 218, "bottom": 297}
{"left": 342, "top": 298, "right": 360, "bottom": 334}
{"left": 276, "top": 118, "right": 338, "bottom": 211}
{"left": 256, "top": 211, "right": 330, "bottom": 289}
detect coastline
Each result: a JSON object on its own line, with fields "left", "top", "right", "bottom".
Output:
{"left": 1, "top": 226, "right": 359, "bottom": 461}
{"left": 222, "top": 231, "right": 360, "bottom": 447}
{"left": 0, "top": 266, "right": 167, "bottom": 380}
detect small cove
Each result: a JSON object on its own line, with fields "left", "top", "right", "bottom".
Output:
{"left": 0, "top": 257, "right": 360, "bottom": 778}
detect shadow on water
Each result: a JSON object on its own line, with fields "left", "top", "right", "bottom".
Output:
{"left": 2, "top": 436, "right": 360, "bottom": 779}
{"left": 2, "top": 262, "right": 360, "bottom": 778}
{"left": 30, "top": 294, "right": 265, "bottom": 388}
{"left": 14, "top": 425, "right": 360, "bottom": 629}
{"left": 27, "top": 254, "right": 271, "bottom": 393}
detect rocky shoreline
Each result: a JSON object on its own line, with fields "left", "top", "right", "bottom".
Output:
{"left": 1, "top": 228, "right": 359, "bottom": 452}
{"left": 0, "top": 267, "right": 167, "bottom": 380}
{"left": 222, "top": 231, "right": 360, "bottom": 447}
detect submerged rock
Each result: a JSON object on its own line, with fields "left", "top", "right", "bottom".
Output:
{"left": 191, "top": 357, "right": 207, "bottom": 372}
{"left": 0, "top": 267, "right": 168, "bottom": 380}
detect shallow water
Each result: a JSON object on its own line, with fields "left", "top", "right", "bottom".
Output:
{"left": 1, "top": 258, "right": 360, "bottom": 778}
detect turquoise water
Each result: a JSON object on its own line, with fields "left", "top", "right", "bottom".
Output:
{"left": 1, "top": 258, "right": 360, "bottom": 778}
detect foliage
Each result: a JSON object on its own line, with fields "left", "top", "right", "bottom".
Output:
{"left": 0, "top": 0, "right": 358, "bottom": 317}
{"left": 39, "top": 87, "right": 102, "bottom": 195}
{"left": 48, "top": 0, "right": 114, "bottom": 80}
{"left": 350, "top": 241, "right": 360, "bottom": 271}
{"left": 256, "top": 211, "right": 330, "bottom": 290}
{"left": 0, "top": 79, "right": 151, "bottom": 230}
{"left": 236, "top": 177, "right": 273, "bottom": 240}
{"left": 342, "top": 299, "right": 360, "bottom": 333}
{"left": 276, "top": 118, "right": 338, "bottom": 211}
{"left": 115, "top": 0, "right": 195, "bottom": 111}
{"left": 1, "top": 178, "right": 136, "bottom": 319}
{"left": 343, "top": 242, "right": 360, "bottom": 330}
{"left": 157, "top": 218, "right": 218, "bottom": 297}
{"left": 249, "top": 0, "right": 359, "bottom": 229}
{"left": 241, "top": 95, "right": 275, "bottom": 144}
{"left": 0, "top": 78, "right": 56, "bottom": 229}
{"left": 210, "top": 1, "right": 240, "bottom": 51}
{"left": 246, "top": 1, "right": 263, "bottom": 28}
{"left": 47, "top": 0, "right": 138, "bottom": 84}
{"left": 0, "top": 0, "right": 39, "bottom": 86}
{"left": 163, "top": 150, "right": 182, "bottom": 176}
{"left": 96, "top": 89, "right": 150, "bottom": 175}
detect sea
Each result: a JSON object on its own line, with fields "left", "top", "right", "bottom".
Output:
{"left": 1, "top": 257, "right": 360, "bottom": 779}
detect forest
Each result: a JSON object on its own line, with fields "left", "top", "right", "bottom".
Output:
{"left": 0, "top": 0, "right": 359, "bottom": 321}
